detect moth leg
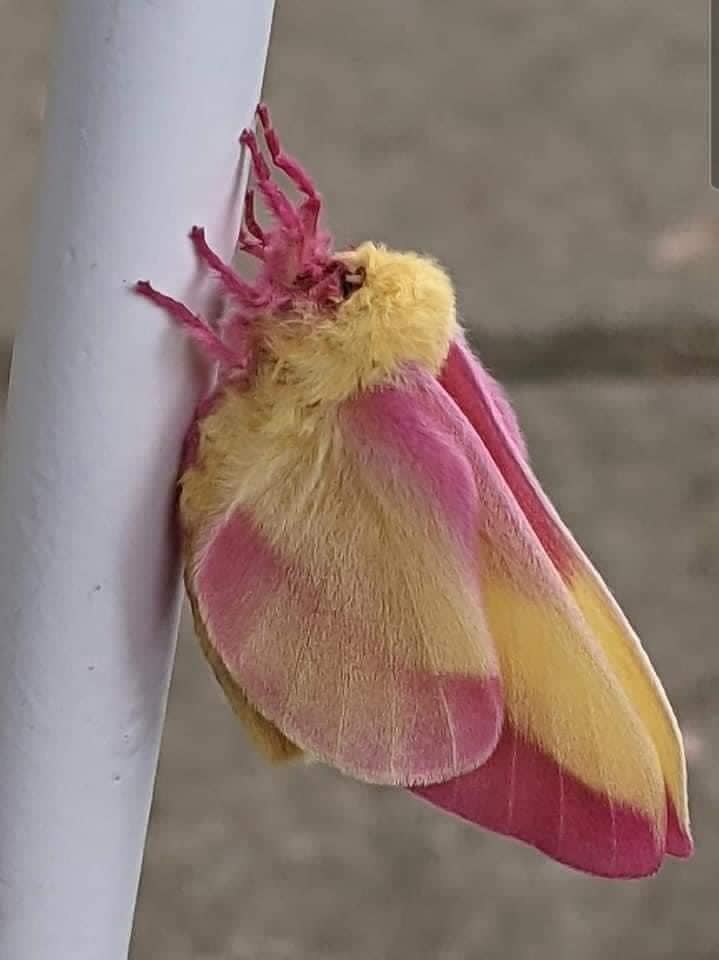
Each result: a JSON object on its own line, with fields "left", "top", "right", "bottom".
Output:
{"left": 256, "top": 103, "right": 322, "bottom": 243}
{"left": 256, "top": 103, "right": 319, "bottom": 202}
{"left": 189, "top": 226, "right": 269, "bottom": 308}
{"left": 297, "top": 194, "right": 321, "bottom": 247}
{"left": 238, "top": 189, "right": 266, "bottom": 259}
{"left": 134, "top": 281, "right": 239, "bottom": 367}
{"left": 240, "top": 127, "right": 302, "bottom": 235}
{"left": 242, "top": 189, "right": 266, "bottom": 244}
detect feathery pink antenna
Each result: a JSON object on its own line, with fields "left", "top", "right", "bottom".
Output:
{"left": 135, "top": 103, "right": 347, "bottom": 371}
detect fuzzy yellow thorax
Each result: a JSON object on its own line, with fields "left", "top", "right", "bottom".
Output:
{"left": 181, "top": 245, "right": 457, "bottom": 540}
{"left": 257, "top": 242, "right": 457, "bottom": 409}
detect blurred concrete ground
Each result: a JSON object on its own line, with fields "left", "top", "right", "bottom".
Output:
{"left": 1, "top": 2, "right": 717, "bottom": 958}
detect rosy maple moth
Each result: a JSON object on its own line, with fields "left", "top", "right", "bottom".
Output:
{"left": 136, "top": 104, "right": 692, "bottom": 878}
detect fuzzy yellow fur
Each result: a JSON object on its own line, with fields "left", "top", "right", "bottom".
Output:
{"left": 257, "top": 242, "right": 457, "bottom": 408}
{"left": 181, "top": 244, "right": 457, "bottom": 541}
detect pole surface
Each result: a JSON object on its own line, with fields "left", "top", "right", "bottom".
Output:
{"left": 0, "top": 2, "right": 275, "bottom": 957}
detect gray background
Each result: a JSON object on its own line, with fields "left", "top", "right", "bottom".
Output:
{"left": 0, "top": 3, "right": 716, "bottom": 958}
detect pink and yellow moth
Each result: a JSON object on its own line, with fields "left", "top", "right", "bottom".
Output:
{"left": 136, "top": 104, "right": 692, "bottom": 878}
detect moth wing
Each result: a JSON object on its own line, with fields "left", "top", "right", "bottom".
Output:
{"left": 184, "top": 375, "right": 503, "bottom": 786}
{"left": 413, "top": 340, "right": 691, "bottom": 877}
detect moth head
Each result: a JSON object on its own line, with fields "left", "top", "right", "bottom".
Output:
{"left": 335, "top": 241, "right": 456, "bottom": 370}
{"left": 218, "top": 107, "right": 457, "bottom": 403}
{"left": 259, "top": 243, "right": 457, "bottom": 406}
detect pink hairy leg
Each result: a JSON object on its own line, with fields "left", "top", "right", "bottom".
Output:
{"left": 134, "top": 282, "right": 241, "bottom": 367}
{"left": 240, "top": 128, "right": 301, "bottom": 234}
{"left": 189, "top": 226, "right": 269, "bottom": 308}
{"left": 257, "top": 103, "right": 319, "bottom": 200}
{"left": 238, "top": 190, "right": 266, "bottom": 259}
{"left": 308, "top": 267, "right": 343, "bottom": 304}
{"left": 243, "top": 190, "right": 266, "bottom": 242}
{"left": 256, "top": 103, "right": 322, "bottom": 239}
{"left": 237, "top": 231, "right": 265, "bottom": 259}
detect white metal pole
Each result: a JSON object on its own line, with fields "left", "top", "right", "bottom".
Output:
{"left": 0, "top": 3, "right": 275, "bottom": 957}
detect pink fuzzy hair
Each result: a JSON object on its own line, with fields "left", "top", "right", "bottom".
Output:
{"left": 135, "top": 103, "right": 351, "bottom": 373}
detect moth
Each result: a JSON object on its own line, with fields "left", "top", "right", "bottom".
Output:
{"left": 136, "top": 104, "right": 692, "bottom": 878}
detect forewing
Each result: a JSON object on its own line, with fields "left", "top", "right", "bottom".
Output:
{"left": 414, "top": 339, "right": 691, "bottom": 877}
{"left": 184, "top": 374, "right": 503, "bottom": 786}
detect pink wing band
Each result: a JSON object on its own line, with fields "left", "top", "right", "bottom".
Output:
{"left": 343, "top": 377, "right": 483, "bottom": 566}
{"left": 414, "top": 722, "right": 665, "bottom": 879}
{"left": 438, "top": 339, "right": 575, "bottom": 578}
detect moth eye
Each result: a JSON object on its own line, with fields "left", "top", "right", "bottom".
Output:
{"left": 340, "top": 266, "right": 366, "bottom": 300}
